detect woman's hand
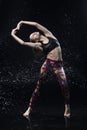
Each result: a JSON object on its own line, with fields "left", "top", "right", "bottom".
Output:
{"left": 17, "top": 21, "right": 24, "bottom": 30}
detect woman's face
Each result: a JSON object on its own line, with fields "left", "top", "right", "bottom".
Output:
{"left": 30, "top": 32, "right": 40, "bottom": 42}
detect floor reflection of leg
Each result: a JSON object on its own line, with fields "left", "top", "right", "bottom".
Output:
{"left": 26, "top": 118, "right": 33, "bottom": 130}
{"left": 29, "top": 122, "right": 33, "bottom": 130}
{"left": 64, "top": 116, "right": 70, "bottom": 129}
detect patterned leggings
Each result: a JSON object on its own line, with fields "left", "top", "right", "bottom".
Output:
{"left": 29, "top": 58, "right": 70, "bottom": 109}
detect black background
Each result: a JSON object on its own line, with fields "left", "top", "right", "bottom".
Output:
{"left": 0, "top": 0, "right": 87, "bottom": 129}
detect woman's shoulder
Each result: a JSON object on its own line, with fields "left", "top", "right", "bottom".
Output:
{"left": 47, "top": 36, "right": 58, "bottom": 41}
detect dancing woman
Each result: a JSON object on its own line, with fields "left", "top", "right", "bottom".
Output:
{"left": 11, "top": 20, "right": 70, "bottom": 119}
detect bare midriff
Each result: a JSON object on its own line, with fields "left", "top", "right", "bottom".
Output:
{"left": 47, "top": 46, "right": 63, "bottom": 61}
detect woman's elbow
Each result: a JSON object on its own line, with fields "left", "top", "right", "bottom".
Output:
{"left": 11, "top": 32, "right": 13, "bottom": 36}
{"left": 11, "top": 32, "right": 14, "bottom": 38}
{"left": 11, "top": 30, "right": 15, "bottom": 36}
{"left": 33, "top": 22, "right": 38, "bottom": 27}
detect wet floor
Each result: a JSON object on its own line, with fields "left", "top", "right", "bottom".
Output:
{"left": 0, "top": 103, "right": 87, "bottom": 130}
{"left": 0, "top": 83, "right": 87, "bottom": 130}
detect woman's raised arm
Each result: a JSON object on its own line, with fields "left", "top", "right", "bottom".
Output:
{"left": 11, "top": 27, "right": 43, "bottom": 51}
{"left": 11, "top": 27, "right": 24, "bottom": 45}
{"left": 17, "top": 20, "right": 55, "bottom": 38}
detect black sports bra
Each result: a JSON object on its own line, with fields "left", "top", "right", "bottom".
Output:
{"left": 41, "top": 37, "right": 60, "bottom": 55}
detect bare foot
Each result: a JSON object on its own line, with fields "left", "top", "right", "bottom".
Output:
{"left": 64, "top": 104, "right": 70, "bottom": 118}
{"left": 23, "top": 107, "right": 31, "bottom": 120}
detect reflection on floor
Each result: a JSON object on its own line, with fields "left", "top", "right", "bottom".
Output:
{"left": 0, "top": 104, "right": 87, "bottom": 130}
